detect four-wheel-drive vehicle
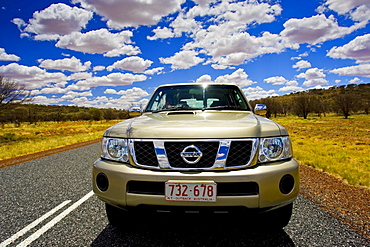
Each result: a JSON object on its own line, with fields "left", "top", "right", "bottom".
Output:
{"left": 93, "top": 83, "right": 299, "bottom": 229}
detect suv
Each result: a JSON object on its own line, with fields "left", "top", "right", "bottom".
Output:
{"left": 93, "top": 83, "right": 299, "bottom": 228}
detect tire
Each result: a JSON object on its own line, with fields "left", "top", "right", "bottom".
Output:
{"left": 261, "top": 203, "right": 293, "bottom": 230}
{"left": 105, "top": 203, "right": 130, "bottom": 227}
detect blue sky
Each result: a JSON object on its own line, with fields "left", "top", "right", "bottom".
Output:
{"left": 1, "top": 0, "right": 370, "bottom": 109}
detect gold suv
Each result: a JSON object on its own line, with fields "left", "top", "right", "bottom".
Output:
{"left": 93, "top": 83, "right": 299, "bottom": 229}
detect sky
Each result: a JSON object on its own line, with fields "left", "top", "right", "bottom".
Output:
{"left": 1, "top": 0, "right": 370, "bottom": 110}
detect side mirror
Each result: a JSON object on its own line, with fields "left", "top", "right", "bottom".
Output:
{"left": 254, "top": 104, "right": 267, "bottom": 116}
{"left": 128, "top": 106, "right": 142, "bottom": 117}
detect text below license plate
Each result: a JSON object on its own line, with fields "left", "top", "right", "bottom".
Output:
{"left": 165, "top": 181, "right": 217, "bottom": 202}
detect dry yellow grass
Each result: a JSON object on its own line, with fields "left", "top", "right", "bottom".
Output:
{"left": 275, "top": 114, "right": 370, "bottom": 188}
{"left": 0, "top": 120, "right": 122, "bottom": 160}
{"left": 2, "top": 116, "right": 369, "bottom": 189}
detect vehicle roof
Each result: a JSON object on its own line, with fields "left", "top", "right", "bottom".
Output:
{"left": 155, "top": 82, "right": 241, "bottom": 89}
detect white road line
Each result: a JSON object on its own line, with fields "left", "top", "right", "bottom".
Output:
{"left": 0, "top": 200, "right": 71, "bottom": 247}
{"left": 16, "top": 191, "right": 94, "bottom": 247}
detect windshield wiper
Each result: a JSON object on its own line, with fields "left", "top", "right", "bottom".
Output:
{"left": 152, "top": 106, "right": 199, "bottom": 113}
{"left": 202, "top": 105, "right": 245, "bottom": 111}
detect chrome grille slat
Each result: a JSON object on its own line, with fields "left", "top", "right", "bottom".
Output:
{"left": 129, "top": 139, "right": 258, "bottom": 170}
{"left": 153, "top": 141, "right": 170, "bottom": 169}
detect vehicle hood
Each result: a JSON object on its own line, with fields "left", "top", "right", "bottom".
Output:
{"left": 105, "top": 111, "right": 287, "bottom": 139}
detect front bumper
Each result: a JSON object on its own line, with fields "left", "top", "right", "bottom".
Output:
{"left": 93, "top": 158, "right": 299, "bottom": 210}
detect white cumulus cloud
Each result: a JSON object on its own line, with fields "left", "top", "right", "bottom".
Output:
{"left": 104, "top": 87, "right": 149, "bottom": 99}
{"left": 144, "top": 67, "right": 164, "bottom": 75}
{"left": 349, "top": 77, "right": 363, "bottom": 83}
{"left": 194, "top": 69, "right": 256, "bottom": 88}
{"left": 242, "top": 86, "right": 278, "bottom": 100}
{"left": 39, "top": 56, "right": 91, "bottom": 72}
{"left": 264, "top": 76, "right": 288, "bottom": 85}
{"left": 318, "top": 0, "right": 370, "bottom": 15}
{"left": 160, "top": 50, "right": 204, "bottom": 70}
{"left": 0, "top": 48, "right": 20, "bottom": 61}
{"left": 278, "top": 80, "right": 304, "bottom": 93}
{"left": 297, "top": 68, "right": 328, "bottom": 87}
{"left": 162, "top": 1, "right": 295, "bottom": 68}
{"left": 73, "top": 0, "right": 185, "bottom": 29}
{"left": 0, "top": 63, "right": 67, "bottom": 89}
{"left": 330, "top": 64, "right": 370, "bottom": 77}
{"left": 195, "top": 74, "right": 212, "bottom": 83}
{"left": 327, "top": 33, "right": 370, "bottom": 63}
{"left": 16, "top": 3, "right": 92, "bottom": 40}
{"left": 56, "top": 29, "right": 139, "bottom": 56}
{"left": 292, "top": 60, "right": 312, "bottom": 70}
{"left": 147, "top": 27, "right": 175, "bottom": 40}
{"left": 280, "top": 14, "right": 366, "bottom": 45}
{"left": 214, "top": 69, "right": 256, "bottom": 88}
{"left": 93, "top": 66, "right": 105, "bottom": 71}
{"left": 107, "top": 56, "right": 153, "bottom": 73}
{"left": 75, "top": 73, "right": 147, "bottom": 89}
{"left": 31, "top": 95, "right": 64, "bottom": 105}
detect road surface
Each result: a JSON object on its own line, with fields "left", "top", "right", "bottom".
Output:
{"left": 0, "top": 143, "right": 368, "bottom": 246}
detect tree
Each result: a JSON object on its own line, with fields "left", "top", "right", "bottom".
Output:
{"left": 260, "top": 97, "right": 280, "bottom": 118}
{"left": 77, "top": 111, "right": 91, "bottom": 121}
{"left": 334, "top": 92, "right": 357, "bottom": 119}
{"left": 9, "top": 107, "right": 28, "bottom": 126}
{"left": 310, "top": 96, "right": 325, "bottom": 117}
{"left": 0, "top": 75, "right": 32, "bottom": 111}
{"left": 280, "top": 99, "right": 292, "bottom": 116}
{"left": 293, "top": 93, "right": 312, "bottom": 119}
{"left": 363, "top": 99, "right": 370, "bottom": 115}
{"left": 103, "top": 109, "right": 116, "bottom": 120}
{"left": 89, "top": 108, "right": 103, "bottom": 121}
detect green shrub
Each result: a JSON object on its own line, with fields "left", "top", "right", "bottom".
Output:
{"left": 0, "top": 133, "right": 18, "bottom": 143}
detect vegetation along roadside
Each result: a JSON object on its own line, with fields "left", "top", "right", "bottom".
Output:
{"left": 0, "top": 120, "right": 122, "bottom": 161}
{"left": 1, "top": 114, "right": 369, "bottom": 190}
{"left": 275, "top": 114, "right": 370, "bottom": 189}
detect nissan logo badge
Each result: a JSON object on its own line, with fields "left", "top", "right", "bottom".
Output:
{"left": 180, "top": 145, "right": 203, "bottom": 164}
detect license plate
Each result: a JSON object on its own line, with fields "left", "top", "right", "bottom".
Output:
{"left": 165, "top": 181, "right": 217, "bottom": 202}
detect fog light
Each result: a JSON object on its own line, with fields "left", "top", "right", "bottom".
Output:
{"left": 96, "top": 173, "right": 109, "bottom": 192}
{"left": 279, "top": 174, "right": 294, "bottom": 195}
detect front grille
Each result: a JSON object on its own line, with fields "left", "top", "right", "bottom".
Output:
{"left": 164, "top": 142, "right": 219, "bottom": 168}
{"left": 226, "top": 141, "right": 253, "bottom": 167}
{"left": 134, "top": 141, "right": 157, "bottom": 166}
{"left": 131, "top": 139, "right": 257, "bottom": 170}
{"left": 127, "top": 181, "right": 259, "bottom": 196}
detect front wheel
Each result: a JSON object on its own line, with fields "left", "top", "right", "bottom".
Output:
{"left": 105, "top": 203, "right": 130, "bottom": 227}
{"left": 261, "top": 203, "right": 293, "bottom": 230}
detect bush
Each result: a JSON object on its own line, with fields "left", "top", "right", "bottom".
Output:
{"left": 0, "top": 133, "right": 19, "bottom": 143}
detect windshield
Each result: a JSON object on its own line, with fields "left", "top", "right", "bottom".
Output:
{"left": 145, "top": 84, "right": 251, "bottom": 112}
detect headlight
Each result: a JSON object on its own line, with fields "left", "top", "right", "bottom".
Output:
{"left": 258, "top": 136, "right": 292, "bottom": 163}
{"left": 102, "top": 137, "right": 129, "bottom": 163}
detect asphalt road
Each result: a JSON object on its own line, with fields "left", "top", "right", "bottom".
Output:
{"left": 0, "top": 143, "right": 369, "bottom": 247}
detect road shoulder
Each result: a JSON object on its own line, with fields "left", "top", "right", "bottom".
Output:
{"left": 300, "top": 164, "right": 370, "bottom": 240}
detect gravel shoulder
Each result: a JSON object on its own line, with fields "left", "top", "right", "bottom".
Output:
{"left": 299, "top": 165, "right": 370, "bottom": 240}
{"left": 1, "top": 143, "right": 369, "bottom": 241}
